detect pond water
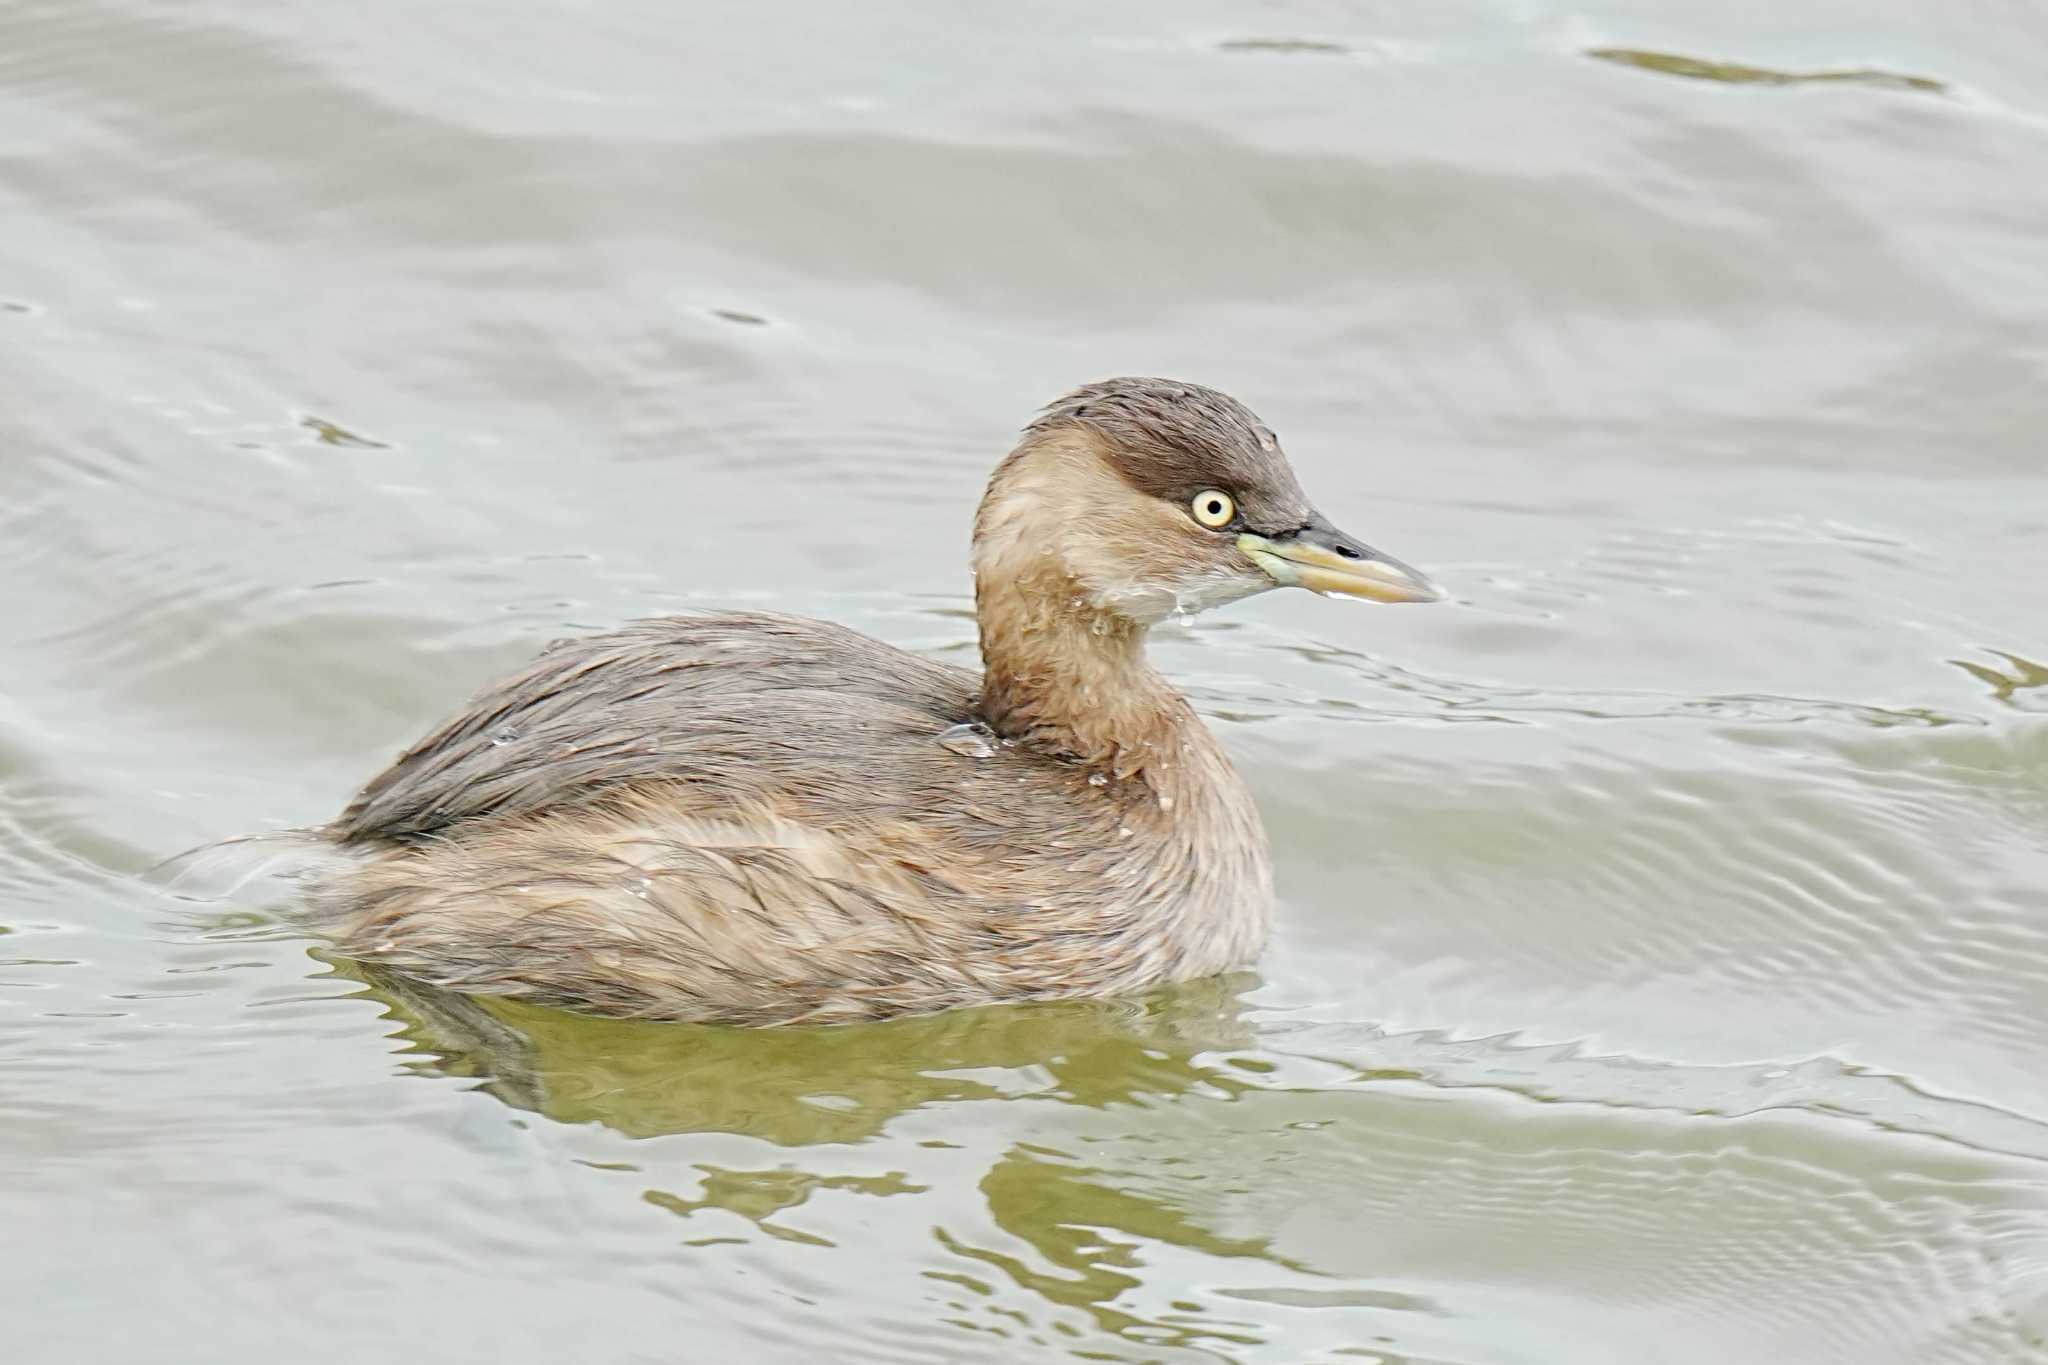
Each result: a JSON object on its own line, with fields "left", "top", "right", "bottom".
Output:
{"left": 4, "top": 2, "right": 2046, "bottom": 1361}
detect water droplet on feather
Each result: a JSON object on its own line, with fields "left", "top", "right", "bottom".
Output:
{"left": 937, "top": 722, "right": 998, "bottom": 758}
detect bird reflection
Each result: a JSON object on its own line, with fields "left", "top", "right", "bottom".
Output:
{"left": 337, "top": 957, "right": 1258, "bottom": 1143}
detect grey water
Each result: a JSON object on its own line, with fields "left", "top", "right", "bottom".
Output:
{"left": 4, "top": 2, "right": 2047, "bottom": 1361}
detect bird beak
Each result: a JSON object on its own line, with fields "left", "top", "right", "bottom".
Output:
{"left": 1237, "top": 519, "right": 1444, "bottom": 604}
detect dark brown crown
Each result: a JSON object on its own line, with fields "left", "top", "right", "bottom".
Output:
{"left": 1029, "top": 377, "right": 1313, "bottom": 532}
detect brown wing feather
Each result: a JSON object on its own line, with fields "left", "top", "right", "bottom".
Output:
{"left": 332, "top": 612, "right": 977, "bottom": 843}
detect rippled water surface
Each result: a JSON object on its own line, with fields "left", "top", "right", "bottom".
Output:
{"left": 5, "top": 2, "right": 2048, "bottom": 1360}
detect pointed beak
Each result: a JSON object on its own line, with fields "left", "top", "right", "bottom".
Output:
{"left": 1237, "top": 519, "right": 1444, "bottom": 604}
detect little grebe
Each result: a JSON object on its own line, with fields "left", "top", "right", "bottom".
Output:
{"left": 316, "top": 379, "right": 1441, "bottom": 1024}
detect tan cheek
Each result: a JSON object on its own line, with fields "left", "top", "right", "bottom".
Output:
{"left": 1066, "top": 501, "right": 1224, "bottom": 590}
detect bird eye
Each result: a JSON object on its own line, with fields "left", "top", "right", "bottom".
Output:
{"left": 1190, "top": 490, "right": 1236, "bottom": 529}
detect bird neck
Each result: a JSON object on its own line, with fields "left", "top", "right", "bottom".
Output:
{"left": 974, "top": 556, "right": 1192, "bottom": 782}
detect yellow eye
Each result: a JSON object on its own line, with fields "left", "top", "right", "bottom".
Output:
{"left": 1190, "top": 489, "right": 1235, "bottom": 528}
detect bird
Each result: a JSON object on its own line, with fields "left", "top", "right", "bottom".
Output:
{"left": 310, "top": 378, "right": 1442, "bottom": 1026}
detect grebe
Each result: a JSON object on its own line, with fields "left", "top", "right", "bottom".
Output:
{"left": 315, "top": 378, "right": 1441, "bottom": 1024}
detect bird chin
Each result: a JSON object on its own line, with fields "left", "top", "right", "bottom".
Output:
{"left": 1100, "top": 573, "right": 1273, "bottom": 626}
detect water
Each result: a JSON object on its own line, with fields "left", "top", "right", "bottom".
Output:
{"left": 939, "top": 722, "right": 1000, "bottom": 760}
{"left": 4, "top": 2, "right": 2047, "bottom": 1360}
